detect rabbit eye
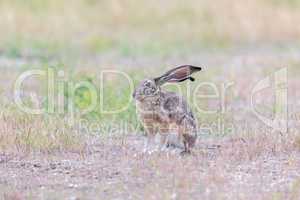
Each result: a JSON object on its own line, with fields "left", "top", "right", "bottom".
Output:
{"left": 144, "top": 82, "right": 150, "bottom": 87}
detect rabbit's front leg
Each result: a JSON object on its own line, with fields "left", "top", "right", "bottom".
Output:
{"left": 159, "top": 134, "right": 168, "bottom": 151}
{"left": 143, "top": 126, "right": 156, "bottom": 154}
{"left": 158, "top": 123, "right": 169, "bottom": 151}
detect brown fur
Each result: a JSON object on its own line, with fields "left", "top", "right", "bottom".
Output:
{"left": 133, "top": 65, "right": 202, "bottom": 153}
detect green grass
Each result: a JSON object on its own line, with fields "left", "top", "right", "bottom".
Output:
{"left": 1, "top": 38, "right": 65, "bottom": 60}
{"left": 267, "top": 0, "right": 300, "bottom": 7}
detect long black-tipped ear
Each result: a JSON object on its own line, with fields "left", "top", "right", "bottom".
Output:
{"left": 154, "top": 65, "right": 202, "bottom": 85}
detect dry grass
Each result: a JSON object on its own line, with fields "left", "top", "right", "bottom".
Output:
{"left": 0, "top": 56, "right": 300, "bottom": 199}
{"left": 0, "top": 133, "right": 299, "bottom": 199}
{"left": 0, "top": 106, "right": 87, "bottom": 153}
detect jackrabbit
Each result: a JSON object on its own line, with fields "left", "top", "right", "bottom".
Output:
{"left": 133, "top": 65, "right": 202, "bottom": 154}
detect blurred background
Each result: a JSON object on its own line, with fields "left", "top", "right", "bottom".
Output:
{"left": 1, "top": 0, "right": 300, "bottom": 64}
{"left": 0, "top": 0, "right": 300, "bottom": 150}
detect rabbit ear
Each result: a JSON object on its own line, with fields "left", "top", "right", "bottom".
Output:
{"left": 154, "top": 65, "right": 202, "bottom": 85}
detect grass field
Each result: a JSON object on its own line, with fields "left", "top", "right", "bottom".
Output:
{"left": 0, "top": 0, "right": 300, "bottom": 199}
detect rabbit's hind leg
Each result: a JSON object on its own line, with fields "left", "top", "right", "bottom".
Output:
{"left": 182, "top": 136, "right": 191, "bottom": 154}
{"left": 178, "top": 126, "right": 193, "bottom": 155}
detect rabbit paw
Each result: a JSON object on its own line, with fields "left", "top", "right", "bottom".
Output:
{"left": 180, "top": 150, "right": 191, "bottom": 156}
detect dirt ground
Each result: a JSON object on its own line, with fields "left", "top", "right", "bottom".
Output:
{"left": 0, "top": 134, "right": 299, "bottom": 200}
